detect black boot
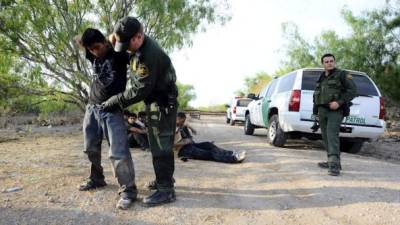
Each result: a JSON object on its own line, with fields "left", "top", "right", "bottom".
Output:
{"left": 328, "top": 162, "right": 341, "bottom": 176}
{"left": 143, "top": 190, "right": 176, "bottom": 206}
{"left": 152, "top": 155, "right": 175, "bottom": 190}
{"left": 79, "top": 179, "right": 107, "bottom": 191}
{"left": 147, "top": 178, "right": 176, "bottom": 190}
{"left": 318, "top": 161, "right": 342, "bottom": 170}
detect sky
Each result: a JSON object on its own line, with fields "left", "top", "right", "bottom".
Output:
{"left": 169, "top": 0, "right": 386, "bottom": 107}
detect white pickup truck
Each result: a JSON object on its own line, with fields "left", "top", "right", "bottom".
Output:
{"left": 244, "top": 68, "right": 386, "bottom": 153}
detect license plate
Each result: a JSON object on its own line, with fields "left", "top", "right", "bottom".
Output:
{"left": 345, "top": 115, "right": 366, "bottom": 125}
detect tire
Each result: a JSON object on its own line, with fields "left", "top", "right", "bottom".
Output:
{"left": 268, "top": 114, "right": 287, "bottom": 147}
{"left": 226, "top": 117, "right": 230, "bottom": 124}
{"left": 244, "top": 114, "right": 255, "bottom": 135}
{"left": 340, "top": 140, "right": 364, "bottom": 154}
{"left": 230, "top": 118, "right": 235, "bottom": 126}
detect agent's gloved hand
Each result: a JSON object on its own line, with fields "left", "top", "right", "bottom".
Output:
{"left": 100, "top": 95, "right": 122, "bottom": 112}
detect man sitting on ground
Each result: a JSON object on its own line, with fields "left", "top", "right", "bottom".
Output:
{"left": 126, "top": 111, "right": 149, "bottom": 150}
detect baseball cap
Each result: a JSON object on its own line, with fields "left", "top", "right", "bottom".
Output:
{"left": 113, "top": 17, "right": 142, "bottom": 52}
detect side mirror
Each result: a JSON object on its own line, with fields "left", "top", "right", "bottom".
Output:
{"left": 224, "top": 104, "right": 230, "bottom": 108}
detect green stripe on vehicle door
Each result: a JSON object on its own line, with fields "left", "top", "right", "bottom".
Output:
{"left": 262, "top": 98, "right": 270, "bottom": 127}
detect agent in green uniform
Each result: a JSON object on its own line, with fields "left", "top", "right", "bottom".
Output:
{"left": 313, "top": 53, "right": 357, "bottom": 176}
{"left": 102, "top": 17, "right": 178, "bottom": 206}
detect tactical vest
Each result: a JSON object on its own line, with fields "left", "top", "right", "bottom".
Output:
{"left": 128, "top": 46, "right": 178, "bottom": 106}
{"left": 314, "top": 69, "right": 346, "bottom": 105}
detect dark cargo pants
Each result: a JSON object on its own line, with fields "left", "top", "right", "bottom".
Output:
{"left": 318, "top": 107, "right": 343, "bottom": 164}
{"left": 146, "top": 103, "right": 176, "bottom": 192}
{"left": 83, "top": 105, "right": 137, "bottom": 199}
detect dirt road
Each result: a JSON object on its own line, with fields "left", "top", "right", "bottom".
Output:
{"left": 1, "top": 116, "right": 400, "bottom": 225}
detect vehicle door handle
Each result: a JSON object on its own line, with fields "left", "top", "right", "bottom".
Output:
{"left": 257, "top": 103, "right": 261, "bottom": 105}
{"left": 266, "top": 100, "right": 271, "bottom": 103}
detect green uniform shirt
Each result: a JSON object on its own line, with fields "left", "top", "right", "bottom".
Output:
{"left": 313, "top": 68, "right": 357, "bottom": 106}
{"left": 107, "top": 35, "right": 178, "bottom": 108}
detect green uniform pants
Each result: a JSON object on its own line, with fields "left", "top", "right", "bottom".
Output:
{"left": 318, "top": 107, "right": 343, "bottom": 164}
{"left": 146, "top": 103, "right": 177, "bottom": 191}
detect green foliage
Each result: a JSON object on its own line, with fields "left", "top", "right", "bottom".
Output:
{"left": 0, "top": 0, "right": 230, "bottom": 113}
{"left": 126, "top": 101, "right": 145, "bottom": 114}
{"left": 197, "top": 104, "right": 226, "bottom": 113}
{"left": 237, "top": 2, "right": 400, "bottom": 106}
{"left": 279, "top": 2, "right": 400, "bottom": 104}
{"left": 236, "top": 71, "right": 273, "bottom": 96}
{"left": 177, "top": 81, "right": 196, "bottom": 110}
{"left": 280, "top": 22, "right": 317, "bottom": 70}
{"left": 234, "top": 90, "right": 246, "bottom": 98}
{"left": 388, "top": 15, "right": 400, "bottom": 29}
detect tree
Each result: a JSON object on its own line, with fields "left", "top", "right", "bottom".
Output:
{"left": 176, "top": 82, "right": 196, "bottom": 110}
{"left": 279, "top": 3, "right": 400, "bottom": 104}
{"left": 388, "top": 15, "right": 400, "bottom": 29}
{"left": 0, "top": 0, "right": 230, "bottom": 111}
{"left": 236, "top": 72, "right": 273, "bottom": 97}
{"left": 280, "top": 22, "right": 317, "bottom": 70}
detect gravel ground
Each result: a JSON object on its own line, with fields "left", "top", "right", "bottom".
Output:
{"left": 0, "top": 115, "right": 399, "bottom": 225}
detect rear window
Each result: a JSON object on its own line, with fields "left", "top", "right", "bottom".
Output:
{"left": 301, "top": 71, "right": 379, "bottom": 96}
{"left": 237, "top": 99, "right": 252, "bottom": 107}
{"left": 277, "top": 72, "right": 296, "bottom": 93}
{"left": 352, "top": 75, "right": 379, "bottom": 96}
{"left": 301, "top": 71, "right": 321, "bottom": 90}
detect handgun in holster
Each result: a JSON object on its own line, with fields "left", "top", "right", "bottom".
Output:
{"left": 310, "top": 120, "right": 320, "bottom": 132}
{"left": 310, "top": 108, "right": 320, "bottom": 132}
{"left": 164, "top": 93, "right": 177, "bottom": 115}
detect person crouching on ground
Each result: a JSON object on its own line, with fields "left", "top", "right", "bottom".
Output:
{"left": 125, "top": 111, "right": 149, "bottom": 150}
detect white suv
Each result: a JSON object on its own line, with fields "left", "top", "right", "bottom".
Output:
{"left": 226, "top": 98, "right": 252, "bottom": 125}
{"left": 244, "top": 68, "right": 386, "bottom": 153}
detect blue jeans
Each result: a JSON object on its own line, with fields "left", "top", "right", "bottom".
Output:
{"left": 83, "top": 105, "right": 137, "bottom": 199}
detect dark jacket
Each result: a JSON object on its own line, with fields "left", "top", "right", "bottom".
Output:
{"left": 313, "top": 68, "right": 357, "bottom": 115}
{"left": 106, "top": 35, "right": 178, "bottom": 108}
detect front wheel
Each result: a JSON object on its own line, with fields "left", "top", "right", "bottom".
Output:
{"left": 268, "top": 114, "right": 287, "bottom": 147}
{"left": 226, "top": 116, "right": 231, "bottom": 124}
{"left": 244, "top": 114, "right": 255, "bottom": 135}
{"left": 340, "top": 140, "right": 364, "bottom": 154}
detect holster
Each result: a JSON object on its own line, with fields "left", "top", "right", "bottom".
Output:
{"left": 340, "top": 102, "right": 352, "bottom": 117}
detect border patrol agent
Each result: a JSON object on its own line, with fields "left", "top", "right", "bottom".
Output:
{"left": 313, "top": 53, "right": 357, "bottom": 176}
{"left": 102, "top": 17, "right": 178, "bottom": 206}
